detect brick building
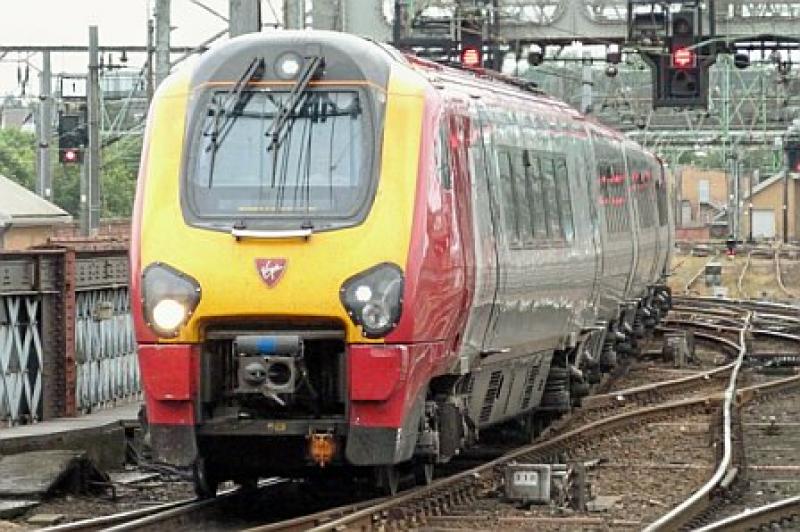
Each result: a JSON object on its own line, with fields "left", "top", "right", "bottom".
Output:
{"left": 742, "top": 171, "right": 800, "bottom": 242}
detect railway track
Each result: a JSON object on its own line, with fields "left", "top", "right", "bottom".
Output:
{"left": 263, "top": 302, "right": 752, "bottom": 530}
{"left": 737, "top": 250, "right": 752, "bottom": 299}
{"left": 775, "top": 246, "right": 797, "bottom": 299}
{"left": 683, "top": 252, "right": 720, "bottom": 294}
{"left": 42, "top": 479, "right": 288, "bottom": 532}
{"left": 694, "top": 495, "right": 800, "bottom": 531}
{"left": 39, "top": 297, "right": 800, "bottom": 531}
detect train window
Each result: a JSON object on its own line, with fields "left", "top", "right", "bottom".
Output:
{"left": 187, "top": 89, "right": 370, "bottom": 225}
{"left": 524, "top": 152, "right": 547, "bottom": 241}
{"left": 436, "top": 119, "right": 452, "bottom": 189}
{"left": 598, "top": 162, "right": 615, "bottom": 233}
{"left": 511, "top": 150, "right": 533, "bottom": 246}
{"left": 620, "top": 164, "right": 631, "bottom": 231}
{"left": 554, "top": 158, "right": 574, "bottom": 241}
{"left": 497, "top": 149, "right": 520, "bottom": 246}
{"left": 656, "top": 166, "right": 669, "bottom": 226}
{"left": 540, "top": 158, "right": 562, "bottom": 240}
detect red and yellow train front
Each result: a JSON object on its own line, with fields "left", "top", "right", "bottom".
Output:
{"left": 131, "top": 32, "right": 467, "bottom": 481}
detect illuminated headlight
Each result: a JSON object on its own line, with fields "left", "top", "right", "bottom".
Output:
{"left": 142, "top": 263, "right": 201, "bottom": 338}
{"left": 152, "top": 299, "right": 187, "bottom": 332}
{"left": 340, "top": 263, "right": 403, "bottom": 338}
{"left": 275, "top": 52, "right": 302, "bottom": 79}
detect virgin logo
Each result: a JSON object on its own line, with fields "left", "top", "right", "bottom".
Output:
{"left": 255, "top": 259, "right": 287, "bottom": 288}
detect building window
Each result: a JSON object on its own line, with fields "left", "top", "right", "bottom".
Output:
{"left": 698, "top": 179, "right": 710, "bottom": 204}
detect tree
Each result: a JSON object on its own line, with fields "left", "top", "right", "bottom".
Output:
{"left": 0, "top": 128, "right": 36, "bottom": 190}
{"left": 101, "top": 135, "right": 142, "bottom": 218}
{"left": 0, "top": 127, "right": 144, "bottom": 218}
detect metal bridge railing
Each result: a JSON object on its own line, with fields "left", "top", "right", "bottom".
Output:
{"left": 0, "top": 295, "right": 43, "bottom": 424}
{"left": 75, "top": 287, "right": 139, "bottom": 413}
{"left": 0, "top": 246, "right": 137, "bottom": 425}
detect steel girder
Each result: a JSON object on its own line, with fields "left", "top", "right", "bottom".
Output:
{"left": 0, "top": 295, "right": 43, "bottom": 425}
{"left": 75, "top": 287, "right": 139, "bottom": 413}
{"left": 325, "top": 1, "right": 800, "bottom": 44}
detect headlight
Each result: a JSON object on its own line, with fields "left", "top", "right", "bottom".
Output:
{"left": 152, "top": 299, "right": 187, "bottom": 332}
{"left": 275, "top": 52, "right": 302, "bottom": 79}
{"left": 142, "top": 263, "right": 201, "bottom": 338}
{"left": 340, "top": 263, "right": 403, "bottom": 338}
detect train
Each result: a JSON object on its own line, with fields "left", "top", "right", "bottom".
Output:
{"left": 131, "top": 30, "right": 673, "bottom": 497}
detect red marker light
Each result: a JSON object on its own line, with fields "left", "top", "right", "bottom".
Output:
{"left": 461, "top": 47, "right": 481, "bottom": 68}
{"left": 64, "top": 149, "right": 77, "bottom": 162}
{"left": 672, "top": 48, "right": 696, "bottom": 69}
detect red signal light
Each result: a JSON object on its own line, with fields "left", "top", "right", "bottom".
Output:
{"left": 461, "top": 47, "right": 481, "bottom": 68}
{"left": 672, "top": 47, "right": 696, "bottom": 69}
{"left": 60, "top": 148, "right": 81, "bottom": 164}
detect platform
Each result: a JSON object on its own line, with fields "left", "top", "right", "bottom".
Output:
{"left": 0, "top": 402, "right": 141, "bottom": 470}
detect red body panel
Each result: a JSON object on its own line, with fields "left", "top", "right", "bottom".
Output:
{"left": 386, "top": 89, "right": 471, "bottom": 350}
{"left": 138, "top": 344, "right": 199, "bottom": 425}
{"left": 351, "top": 93, "right": 476, "bottom": 430}
{"left": 349, "top": 342, "right": 446, "bottom": 428}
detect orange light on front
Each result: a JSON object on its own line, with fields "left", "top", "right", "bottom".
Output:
{"left": 672, "top": 48, "right": 696, "bottom": 69}
{"left": 461, "top": 47, "right": 481, "bottom": 67}
{"left": 308, "top": 433, "right": 336, "bottom": 467}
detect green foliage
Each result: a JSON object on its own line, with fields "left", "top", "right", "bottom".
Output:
{"left": 0, "top": 128, "right": 143, "bottom": 218}
{"left": 102, "top": 135, "right": 143, "bottom": 218}
{"left": 0, "top": 128, "right": 36, "bottom": 190}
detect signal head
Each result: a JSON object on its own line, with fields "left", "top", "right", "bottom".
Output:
{"left": 461, "top": 47, "right": 482, "bottom": 68}
{"left": 671, "top": 47, "right": 696, "bottom": 69}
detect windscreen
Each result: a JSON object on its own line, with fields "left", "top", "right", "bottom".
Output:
{"left": 186, "top": 89, "right": 372, "bottom": 227}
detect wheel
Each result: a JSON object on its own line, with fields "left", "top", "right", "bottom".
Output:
{"left": 375, "top": 465, "right": 401, "bottom": 496}
{"left": 413, "top": 460, "right": 434, "bottom": 486}
{"left": 193, "top": 457, "right": 219, "bottom": 499}
{"left": 522, "top": 413, "right": 547, "bottom": 443}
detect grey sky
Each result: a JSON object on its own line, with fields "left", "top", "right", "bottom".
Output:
{"left": 0, "top": 0, "right": 281, "bottom": 97}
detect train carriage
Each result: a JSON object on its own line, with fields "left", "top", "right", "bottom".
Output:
{"left": 131, "top": 30, "right": 673, "bottom": 496}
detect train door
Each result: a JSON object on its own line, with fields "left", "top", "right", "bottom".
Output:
{"left": 456, "top": 100, "right": 500, "bottom": 371}
{"left": 580, "top": 128, "right": 603, "bottom": 320}
{"left": 620, "top": 146, "right": 640, "bottom": 298}
{"left": 590, "top": 130, "right": 634, "bottom": 317}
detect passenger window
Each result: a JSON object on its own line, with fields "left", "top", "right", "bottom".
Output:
{"left": 497, "top": 149, "right": 519, "bottom": 246}
{"left": 524, "top": 152, "right": 547, "bottom": 241}
{"left": 437, "top": 120, "right": 452, "bottom": 189}
{"left": 599, "top": 162, "right": 615, "bottom": 233}
{"left": 541, "top": 158, "right": 562, "bottom": 239}
{"left": 554, "top": 158, "right": 574, "bottom": 241}
{"left": 656, "top": 166, "right": 669, "bottom": 227}
{"left": 511, "top": 150, "right": 533, "bottom": 246}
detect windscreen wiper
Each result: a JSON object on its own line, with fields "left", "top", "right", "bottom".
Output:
{"left": 266, "top": 55, "right": 325, "bottom": 153}
{"left": 204, "top": 57, "right": 265, "bottom": 156}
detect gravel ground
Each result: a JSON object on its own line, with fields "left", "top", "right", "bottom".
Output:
{"left": 419, "top": 412, "right": 715, "bottom": 531}
{"left": 6, "top": 469, "right": 195, "bottom": 529}
{"left": 668, "top": 252, "right": 800, "bottom": 300}
{"left": 705, "top": 380, "right": 800, "bottom": 526}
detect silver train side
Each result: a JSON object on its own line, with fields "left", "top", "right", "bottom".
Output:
{"left": 422, "top": 61, "right": 673, "bottom": 431}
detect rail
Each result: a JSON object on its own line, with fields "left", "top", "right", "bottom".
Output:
{"left": 693, "top": 495, "right": 800, "bottom": 531}
{"left": 736, "top": 250, "right": 752, "bottom": 299}
{"left": 683, "top": 252, "right": 720, "bottom": 294}
{"left": 775, "top": 246, "right": 797, "bottom": 299}
{"left": 643, "top": 308, "right": 751, "bottom": 531}
{"left": 43, "top": 478, "right": 286, "bottom": 532}
{"left": 581, "top": 362, "right": 735, "bottom": 410}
